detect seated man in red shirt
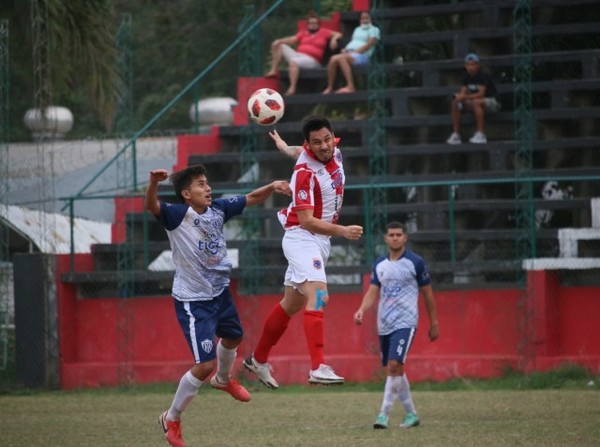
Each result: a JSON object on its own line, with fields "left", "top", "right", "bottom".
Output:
{"left": 265, "top": 12, "right": 342, "bottom": 96}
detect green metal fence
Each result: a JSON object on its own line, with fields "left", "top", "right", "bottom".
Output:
{"left": 3, "top": 0, "right": 600, "bottom": 390}
{"left": 59, "top": 173, "right": 600, "bottom": 297}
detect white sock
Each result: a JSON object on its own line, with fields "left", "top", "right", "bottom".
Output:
{"left": 167, "top": 370, "right": 203, "bottom": 421}
{"left": 398, "top": 374, "right": 417, "bottom": 414}
{"left": 379, "top": 375, "right": 402, "bottom": 416}
{"left": 215, "top": 340, "right": 237, "bottom": 384}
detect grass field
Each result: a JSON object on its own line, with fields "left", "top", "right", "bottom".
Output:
{"left": 1, "top": 381, "right": 599, "bottom": 447}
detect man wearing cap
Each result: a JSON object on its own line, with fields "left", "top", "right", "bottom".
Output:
{"left": 446, "top": 53, "right": 501, "bottom": 145}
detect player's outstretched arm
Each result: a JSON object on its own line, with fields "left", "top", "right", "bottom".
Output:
{"left": 145, "top": 169, "right": 169, "bottom": 216}
{"left": 354, "top": 284, "right": 380, "bottom": 325}
{"left": 245, "top": 180, "right": 291, "bottom": 207}
{"left": 269, "top": 129, "right": 302, "bottom": 160}
{"left": 296, "top": 209, "right": 363, "bottom": 239}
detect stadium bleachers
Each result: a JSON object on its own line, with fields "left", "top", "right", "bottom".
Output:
{"left": 62, "top": 0, "right": 600, "bottom": 293}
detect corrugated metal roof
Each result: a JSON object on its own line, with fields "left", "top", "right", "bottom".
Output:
{"left": 0, "top": 205, "right": 110, "bottom": 254}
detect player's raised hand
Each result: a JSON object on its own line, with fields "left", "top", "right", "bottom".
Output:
{"left": 268, "top": 129, "right": 288, "bottom": 152}
{"left": 149, "top": 169, "right": 169, "bottom": 182}
{"left": 272, "top": 180, "right": 292, "bottom": 196}
{"left": 270, "top": 130, "right": 302, "bottom": 160}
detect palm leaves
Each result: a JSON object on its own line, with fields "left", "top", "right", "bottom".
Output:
{"left": 1, "top": 0, "right": 118, "bottom": 134}
{"left": 45, "top": 0, "right": 117, "bottom": 131}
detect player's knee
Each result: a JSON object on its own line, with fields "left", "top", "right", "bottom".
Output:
{"left": 387, "top": 360, "right": 404, "bottom": 376}
{"left": 306, "top": 294, "right": 329, "bottom": 311}
{"left": 312, "top": 287, "right": 329, "bottom": 311}
{"left": 281, "top": 293, "right": 306, "bottom": 315}
{"left": 220, "top": 337, "right": 243, "bottom": 349}
{"left": 191, "top": 359, "right": 217, "bottom": 380}
{"left": 283, "top": 301, "right": 304, "bottom": 315}
{"left": 308, "top": 302, "right": 326, "bottom": 312}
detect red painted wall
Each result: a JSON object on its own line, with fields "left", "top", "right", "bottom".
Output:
{"left": 173, "top": 130, "right": 222, "bottom": 173}
{"left": 353, "top": 0, "right": 370, "bottom": 11}
{"left": 111, "top": 196, "right": 145, "bottom": 243}
{"left": 56, "top": 255, "right": 600, "bottom": 389}
{"left": 295, "top": 12, "right": 341, "bottom": 33}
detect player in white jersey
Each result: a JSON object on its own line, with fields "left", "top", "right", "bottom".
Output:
{"left": 244, "top": 116, "right": 363, "bottom": 388}
{"left": 354, "top": 221, "right": 439, "bottom": 429}
{"left": 145, "top": 164, "right": 290, "bottom": 447}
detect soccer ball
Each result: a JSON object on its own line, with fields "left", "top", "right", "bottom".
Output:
{"left": 247, "top": 88, "right": 285, "bottom": 126}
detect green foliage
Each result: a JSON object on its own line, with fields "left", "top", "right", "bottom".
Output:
{"left": 2, "top": 362, "right": 597, "bottom": 395}
{"left": 0, "top": 0, "right": 119, "bottom": 139}
{"left": 0, "top": 340, "right": 15, "bottom": 394}
{"left": 46, "top": 0, "right": 118, "bottom": 131}
{"left": 0, "top": 0, "right": 356, "bottom": 141}
{"left": 413, "top": 363, "right": 597, "bottom": 392}
{"left": 514, "top": 363, "right": 595, "bottom": 389}
{"left": 0, "top": 1, "right": 215, "bottom": 138}
{"left": 319, "top": 0, "right": 353, "bottom": 16}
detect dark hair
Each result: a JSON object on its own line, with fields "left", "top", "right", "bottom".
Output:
{"left": 302, "top": 115, "right": 333, "bottom": 141}
{"left": 307, "top": 11, "right": 320, "bottom": 22}
{"left": 169, "top": 164, "right": 208, "bottom": 203}
{"left": 386, "top": 221, "right": 406, "bottom": 233}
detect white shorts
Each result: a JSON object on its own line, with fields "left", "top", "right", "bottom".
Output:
{"left": 280, "top": 44, "right": 321, "bottom": 69}
{"left": 282, "top": 228, "right": 331, "bottom": 288}
{"left": 465, "top": 97, "right": 501, "bottom": 113}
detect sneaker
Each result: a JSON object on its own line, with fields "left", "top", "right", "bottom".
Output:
{"left": 158, "top": 411, "right": 185, "bottom": 447}
{"left": 243, "top": 355, "right": 279, "bottom": 389}
{"left": 400, "top": 412, "right": 420, "bottom": 428}
{"left": 210, "top": 375, "right": 251, "bottom": 402}
{"left": 469, "top": 131, "right": 487, "bottom": 144}
{"left": 373, "top": 414, "right": 389, "bottom": 429}
{"left": 308, "top": 364, "right": 344, "bottom": 385}
{"left": 446, "top": 132, "right": 462, "bottom": 145}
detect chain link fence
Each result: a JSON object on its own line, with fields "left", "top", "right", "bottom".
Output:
{"left": 2, "top": 1, "right": 600, "bottom": 390}
{"left": 50, "top": 174, "right": 600, "bottom": 296}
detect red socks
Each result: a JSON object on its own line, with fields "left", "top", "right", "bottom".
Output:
{"left": 303, "top": 310, "right": 325, "bottom": 370}
{"left": 254, "top": 303, "right": 291, "bottom": 364}
{"left": 254, "top": 305, "right": 326, "bottom": 371}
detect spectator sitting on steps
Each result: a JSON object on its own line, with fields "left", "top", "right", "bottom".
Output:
{"left": 322, "top": 11, "right": 381, "bottom": 94}
{"left": 265, "top": 11, "right": 342, "bottom": 96}
{"left": 446, "top": 53, "right": 501, "bottom": 145}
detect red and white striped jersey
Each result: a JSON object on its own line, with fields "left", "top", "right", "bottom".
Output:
{"left": 277, "top": 145, "right": 345, "bottom": 232}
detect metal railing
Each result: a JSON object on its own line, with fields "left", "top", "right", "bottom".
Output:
{"left": 63, "top": 173, "right": 600, "bottom": 293}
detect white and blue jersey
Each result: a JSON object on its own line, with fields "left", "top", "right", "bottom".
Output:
{"left": 157, "top": 196, "right": 246, "bottom": 301}
{"left": 371, "top": 250, "right": 431, "bottom": 335}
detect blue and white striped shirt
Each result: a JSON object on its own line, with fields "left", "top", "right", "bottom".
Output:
{"left": 157, "top": 196, "right": 246, "bottom": 301}
{"left": 370, "top": 250, "right": 431, "bottom": 335}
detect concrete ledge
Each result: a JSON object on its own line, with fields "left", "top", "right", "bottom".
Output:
{"left": 523, "top": 258, "right": 600, "bottom": 270}
{"left": 559, "top": 228, "right": 600, "bottom": 257}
